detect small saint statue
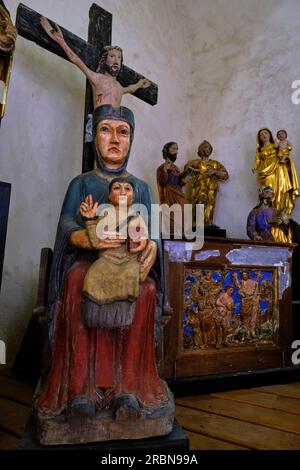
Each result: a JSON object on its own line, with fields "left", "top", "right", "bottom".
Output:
{"left": 156, "top": 142, "right": 190, "bottom": 233}
{"left": 184, "top": 140, "right": 229, "bottom": 226}
{"left": 157, "top": 142, "right": 186, "bottom": 205}
{"left": 247, "top": 185, "right": 292, "bottom": 243}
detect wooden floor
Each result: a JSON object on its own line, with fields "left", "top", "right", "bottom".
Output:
{"left": 1, "top": 372, "right": 300, "bottom": 450}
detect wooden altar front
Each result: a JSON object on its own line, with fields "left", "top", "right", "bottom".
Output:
{"left": 163, "top": 237, "right": 294, "bottom": 380}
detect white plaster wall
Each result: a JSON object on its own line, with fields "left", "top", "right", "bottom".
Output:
{"left": 0, "top": 0, "right": 191, "bottom": 365}
{"left": 178, "top": 0, "right": 300, "bottom": 237}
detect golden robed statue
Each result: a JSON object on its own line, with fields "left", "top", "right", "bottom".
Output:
{"left": 184, "top": 140, "right": 229, "bottom": 225}
{"left": 253, "top": 128, "right": 299, "bottom": 215}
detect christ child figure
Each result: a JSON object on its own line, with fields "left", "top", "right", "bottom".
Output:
{"left": 276, "top": 129, "right": 292, "bottom": 163}
{"left": 79, "top": 177, "right": 148, "bottom": 329}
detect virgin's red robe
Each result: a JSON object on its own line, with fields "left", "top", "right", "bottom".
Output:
{"left": 37, "top": 259, "right": 168, "bottom": 415}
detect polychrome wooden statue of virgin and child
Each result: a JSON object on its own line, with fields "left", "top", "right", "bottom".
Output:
{"left": 34, "top": 105, "right": 174, "bottom": 445}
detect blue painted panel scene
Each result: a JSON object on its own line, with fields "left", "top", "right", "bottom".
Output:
{"left": 183, "top": 268, "right": 276, "bottom": 351}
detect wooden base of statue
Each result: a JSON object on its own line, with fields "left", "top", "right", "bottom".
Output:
{"left": 163, "top": 237, "right": 294, "bottom": 380}
{"left": 20, "top": 415, "right": 188, "bottom": 451}
{"left": 35, "top": 389, "right": 174, "bottom": 446}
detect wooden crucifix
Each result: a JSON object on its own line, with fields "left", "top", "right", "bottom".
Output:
{"left": 16, "top": 3, "right": 158, "bottom": 172}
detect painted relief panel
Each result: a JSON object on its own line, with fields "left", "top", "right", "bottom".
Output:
{"left": 183, "top": 267, "right": 278, "bottom": 351}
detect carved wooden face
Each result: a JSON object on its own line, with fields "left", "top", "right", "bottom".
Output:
{"left": 259, "top": 129, "right": 271, "bottom": 144}
{"left": 168, "top": 143, "right": 178, "bottom": 156}
{"left": 198, "top": 141, "right": 212, "bottom": 159}
{"left": 261, "top": 187, "right": 275, "bottom": 201}
{"left": 95, "top": 119, "right": 130, "bottom": 169}
{"left": 105, "top": 49, "right": 122, "bottom": 75}
{"left": 277, "top": 130, "right": 287, "bottom": 141}
{"left": 109, "top": 181, "right": 134, "bottom": 207}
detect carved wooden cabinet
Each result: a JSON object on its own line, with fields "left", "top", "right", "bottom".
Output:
{"left": 163, "top": 238, "right": 294, "bottom": 380}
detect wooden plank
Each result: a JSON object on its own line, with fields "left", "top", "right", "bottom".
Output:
{"left": 187, "top": 431, "right": 247, "bottom": 450}
{"left": 0, "top": 430, "right": 18, "bottom": 450}
{"left": 176, "top": 395, "right": 300, "bottom": 435}
{"left": 0, "top": 397, "right": 30, "bottom": 437}
{"left": 176, "top": 348, "right": 283, "bottom": 378}
{"left": 0, "top": 375, "right": 34, "bottom": 406}
{"left": 289, "top": 382, "right": 300, "bottom": 388}
{"left": 176, "top": 405, "right": 300, "bottom": 449}
{"left": 212, "top": 388, "right": 300, "bottom": 415}
{"left": 253, "top": 383, "right": 300, "bottom": 399}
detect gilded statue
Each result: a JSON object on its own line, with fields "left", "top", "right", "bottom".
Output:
{"left": 184, "top": 140, "right": 229, "bottom": 225}
{"left": 0, "top": 1, "right": 17, "bottom": 54}
{"left": 0, "top": 1, "right": 17, "bottom": 120}
{"left": 253, "top": 128, "right": 299, "bottom": 215}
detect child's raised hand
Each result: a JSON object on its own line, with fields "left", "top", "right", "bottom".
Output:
{"left": 80, "top": 194, "right": 99, "bottom": 219}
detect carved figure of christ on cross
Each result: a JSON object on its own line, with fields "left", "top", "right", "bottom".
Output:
{"left": 16, "top": 3, "right": 158, "bottom": 171}
{"left": 40, "top": 17, "right": 151, "bottom": 109}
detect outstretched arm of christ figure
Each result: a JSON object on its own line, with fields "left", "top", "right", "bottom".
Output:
{"left": 40, "top": 16, "right": 98, "bottom": 87}
{"left": 123, "top": 78, "right": 151, "bottom": 95}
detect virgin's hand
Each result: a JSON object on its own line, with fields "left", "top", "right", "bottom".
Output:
{"left": 139, "top": 240, "right": 157, "bottom": 282}
{"left": 95, "top": 229, "right": 126, "bottom": 249}
{"left": 94, "top": 238, "right": 125, "bottom": 250}
{"left": 129, "top": 238, "right": 148, "bottom": 254}
{"left": 69, "top": 229, "right": 125, "bottom": 250}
